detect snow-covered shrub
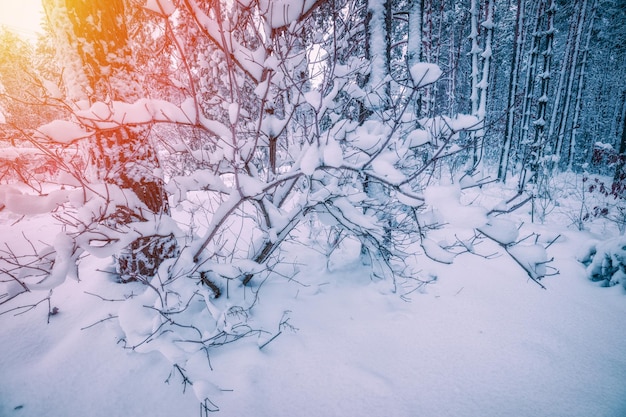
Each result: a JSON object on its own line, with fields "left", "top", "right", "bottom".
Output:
{"left": 580, "top": 237, "right": 626, "bottom": 288}
{"left": 0, "top": 0, "right": 560, "bottom": 410}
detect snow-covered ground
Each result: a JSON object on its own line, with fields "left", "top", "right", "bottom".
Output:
{"left": 1, "top": 199, "right": 625, "bottom": 416}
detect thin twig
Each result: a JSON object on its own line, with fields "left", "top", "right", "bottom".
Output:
{"left": 81, "top": 314, "right": 118, "bottom": 330}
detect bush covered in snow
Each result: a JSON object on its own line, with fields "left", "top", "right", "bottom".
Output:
{"left": 580, "top": 237, "right": 626, "bottom": 289}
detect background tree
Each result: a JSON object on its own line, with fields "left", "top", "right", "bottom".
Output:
{"left": 0, "top": 28, "right": 61, "bottom": 136}
{"left": 497, "top": 0, "right": 524, "bottom": 182}
{"left": 42, "top": 0, "right": 176, "bottom": 280}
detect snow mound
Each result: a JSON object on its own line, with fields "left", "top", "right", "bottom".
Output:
{"left": 410, "top": 63, "right": 442, "bottom": 88}
{"left": 580, "top": 237, "right": 626, "bottom": 289}
{"left": 424, "top": 184, "right": 487, "bottom": 229}
{"left": 478, "top": 217, "right": 519, "bottom": 244}
{"left": 35, "top": 120, "right": 93, "bottom": 144}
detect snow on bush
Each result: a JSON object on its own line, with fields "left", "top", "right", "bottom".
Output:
{"left": 424, "top": 184, "right": 487, "bottom": 229}
{"left": 0, "top": 0, "right": 575, "bottom": 410}
{"left": 410, "top": 62, "right": 442, "bottom": 88}
{"left": 580, "top": 237, "right": 626, "bottom": 289}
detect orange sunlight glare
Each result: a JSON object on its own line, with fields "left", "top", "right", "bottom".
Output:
{"left": 0, "top": 0, "right": 44, "bottom": 41}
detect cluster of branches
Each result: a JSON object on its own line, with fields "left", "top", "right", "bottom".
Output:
{"left": 0, "top": 0, "right": 562, "bottom": 407}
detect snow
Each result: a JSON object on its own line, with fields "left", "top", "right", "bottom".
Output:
{"left": 594, "top": 141, "right": 614, "bottom": 150}
{"left": 261, "top": 114, "right": 288, "bottom": 138}
{"left": 3, "top": 107, "right": 626, "bottom": 417}
{"left": 34, "top": 120, "right": 93, "bottom": 144}
{"left": 395, "top": 189, "right": 424, "bottom": 207}
{"left": 237, "top": 173, "right": 266, "bottom": 197}
{"left": 78, "top": 99, "right": 194, "bottom": 126}
{"left": 299, "top": 143, "right": 321, "bottom": 175}
{"left": 450, "top": 113, "right": 480, "bottom": 131}
{"left": 478, "top": 217, "right": 519, "bottom": 244}
{"left": 371, "top": 152, "right": 407, "bottom": 184}
{"left": 424, "top": 184, "right": 488, "bottom": 229}
{"left": 322, "top": 138, "right": 343, "bottom": 168}
{"left": 144, "top": 0, "right": 176, "bottom": 16}
{"left": 581, "top": 236, "right": 626, "bottom": 288}
{"left": 166, "top": 170, "right": 229, "bottom": 204}
{"left": 228, "top": 102, "right": 239, "bottom": 125}
{"left": 304, "top": 91, "right": 322, "bottom": 109}
{"left": 42, "top": 80, "right": 63, "bottom": 100}
{"left": 410, "top": 62, "right": 443, "bottom": 88}
{"left": 350, "top": 120, "right": 391, "bottom": 152}
{"left": 367, "top": 0, "right": 388, "bottom": 94}
{"left": 31, "top": 98, "right": 220, "bottom": 144}
{"left": 481, "top": 18, "right": 495, "bottom": 30}
{"left": 3, "top": 1, "right": 625, "bottom": 414}
{"left": 1, "top": 220, "right": 626, "bottom": 417}
{"left": 406, "top": 128, "right": 430, "bottom": 147}
{"left": 507, "top": 243, "right": 549, "bottom": 279}
{"left": 421, "top": 237, "right": 456, "bottom": 263}
{"left": 0, "top": 187, "right": 82, "bottom": 215}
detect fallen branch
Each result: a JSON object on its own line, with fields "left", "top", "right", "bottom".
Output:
{"left": 488, "top": 195, "right": 533, "bottom": 216}
{"left": 478, "top": 229, "right": 549, "bottom": 290}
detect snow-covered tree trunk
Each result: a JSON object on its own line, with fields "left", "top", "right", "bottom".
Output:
{"left": 407, "top": 0, "right": 423, "bottom": 70}
{"left": 407, "top": 0, "right": 424, "bottom": 115}
{"left": 43, "top": 0, "right": 176, "bottom": 281}
{"left": 568, "top": 0, "right": 598, "bottom": 171}
{"left": 361, "top": 0, "right": 395, "bottom": 263}
{"left": 421, "top": 0, "right": 434, "bottom": 116}
{"left": 613, "top": 90, "right": 626, "bottom": 192}
{"left": 526, "top": 0, "right": 555, "bottom": 185}
{"left": 469, "top": 0, "right": 481, "bottom": 121}
{"left": 546, "top": 7, "right": 575, "bottom": 168}
{"left": 498, "top": 0, "right": 525, "bottom": 182}
{"left": 554, "top": 0, "right": 587, "bottom": 167}
{"left": 429, "top": 0, "right": 445, "bottom": 117}
{"left": 473, "top": 0, "right": 494, "bottom": 171}
{"left": 517, "top": 0, "right": 544, "bottom": 190}
{"left": 366, "top": 0, "right": 392, "bottom": 111}
{"left": 444, "top": 4, "right": 460, "bottom": 116}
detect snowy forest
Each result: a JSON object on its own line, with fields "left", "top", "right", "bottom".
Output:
{"left": 1, "top": 0, "right": 625, "bottom": 416}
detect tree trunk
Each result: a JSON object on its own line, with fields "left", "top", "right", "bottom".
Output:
{"left": 366, "top": 0, "right": 392, "bottom": 111}
{"left": 408, "top": 0, "right": 424, "bottom": 115}
{"left": 546, "top": 5, "right": 575, "bottom": 167}
{"left": 612, "top": 90, "right": 626, "bottom": 192}
{"left": 421, "top": 0, "right": 434, "bottom": 116}
{"left": 568, "top": 0, "right": 598, "bottom": 171}
{"left": 517, "top": 0, "right": 544, "bottom": 190}
{"left": 469, "top": 0, "right": 480, "bottom": 119}
{"left": 407, "top": 0, "right": 423, "bottom": 69}
{"left": 469, "top": 0, "right": 481, "bottom": 168}
{"left": 44, "top": 0, "right": 177, "bottom": 281}
{"left": 554, "top": 0, "right": 587, "bottom": 168}
{"left": 473, "top": 0, "right": 494, "bottom": 172}
{"left": 527, "top": 0, "right": 555, "bottom": 184}
{"left": 498, "top": 0, "right": 525, "bottom": 182}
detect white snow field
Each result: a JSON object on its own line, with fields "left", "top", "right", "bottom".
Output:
{"left": 1, "top": 210, "right": 625, "bottom": 417}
